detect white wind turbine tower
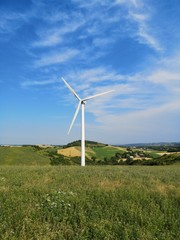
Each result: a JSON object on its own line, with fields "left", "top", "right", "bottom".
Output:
{"left": 62, "top": 77, "right": 114, "bottom": 167}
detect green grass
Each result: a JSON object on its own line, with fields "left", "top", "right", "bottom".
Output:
{"left": 0, "top": 146, "right": 50, "bottom": 165}
{"left": 0, "top": 146, "right": 65, "bottom": 166}
{"left": 0, "top": 165, "right": 179, "bottom": 239}
{"left": 89, "top": 146, "right": 125, "bottom": 160}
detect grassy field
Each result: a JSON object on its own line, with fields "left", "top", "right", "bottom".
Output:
{"left": 0, "top": 165, "right": 179, "bottom": 239}
{"left": 0, "top": 146, "right": 50, "bottom": 165}
{"left": 88, "top": 146, "right": 125, "bottom": 160}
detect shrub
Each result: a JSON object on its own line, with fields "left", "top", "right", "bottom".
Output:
{"left": 50, "top": 154, "right": 65, "bottom": 165}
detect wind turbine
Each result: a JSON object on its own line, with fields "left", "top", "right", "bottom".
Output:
{"left": 62, "top": 77, "right": 114, "bottom": 166}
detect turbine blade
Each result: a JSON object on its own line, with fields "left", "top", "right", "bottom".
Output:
{"left": 68, "top": 101, "right": 81, "bottom": 134}
{"left": 62, "top": 77, "right": 81, "bottom": 101}
{"left": 83, "top": 90, "right": 114, "bottom": 101}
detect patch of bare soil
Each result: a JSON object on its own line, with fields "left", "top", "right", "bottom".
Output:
{"left": 57, "top": 147, "right": 81, "bottom": 157}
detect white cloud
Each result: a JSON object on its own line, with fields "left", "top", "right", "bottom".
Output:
{"left": 62, "top": 51, "right": 180, "bottom": 136}
{"left": 114, "top": 0, "right": 163, "bottom": 52}
{"left": 21, "top": 78, "right": 59, "bottom": 88}
{"left": 72, "top": 0, "right": 110, "bottom": 8}
{"left": 0, "top": 11, "right": 26, "bottom": 36}
{"left": 86, "top": 99, "right": 180, "bottom": 144}
{"left": 115, "top": 0, "right": 143, "bottom": 8}
{"left": 68, "top": 67, "right": 125, "bottom": 85}
{"left": 32, "top": 19, "right": 85, "bottom": 48}
{"left": 66, "top": 93, "right": 180, "bottom": 144}
{"left": 148, "top": 71, "right": 180, "bottom": 84}
{"left": 146, "top": 54, "right": 180, "bottom": 97}
{"left": 33, "top": 32, "right": 62, "bottom": 47}
{"left": 127, "top": 11, "right": 163, "bottom": 52}
{"left": 34, "top": 49, "right": 79, "bottom": 67}
{"left": 93, "top": 37, "right": 115, "bottom": 47}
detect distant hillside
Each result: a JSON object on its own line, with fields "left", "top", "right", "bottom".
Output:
{"left": 57, "top": 145, "right": 125, "bottom": 160}
{"left": 1, "top": 143, "right": 179, "bottom": 166}
{"left": 64, "top": 140, "right": 108, "bottom": 148}
{"left": 120, "top": 142, "right": 180, "bottom": 152}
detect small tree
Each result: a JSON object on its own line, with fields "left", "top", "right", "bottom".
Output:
{"left": 91, "top": 156, "right": 96, "bottom": 163}
{"left": 103, "top": 157, "right": 108, "bottom": 164}
{"left": 50, "top": 154, "right": 65, "bottom": 165}
{"left": 115, "top": 152, "right": 122, "bottom": 160}
{"left": 126, "top": 155, "right": 133, "bottom": 165}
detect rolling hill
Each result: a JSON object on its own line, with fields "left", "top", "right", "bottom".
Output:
{"left": 0, "top": 141, "right": 179, "bottom": 166}
{"left": 0, "top": 146, "right": 51, "bottom": 165}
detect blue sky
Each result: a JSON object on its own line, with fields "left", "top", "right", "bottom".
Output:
{"left": 0, "top": 0, "right": 180, "bottom": 145}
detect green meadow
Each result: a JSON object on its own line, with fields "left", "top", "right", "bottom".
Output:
{"left": 0, "top": 146, "right": 50, "bottom": 165}
{"left": 87, "top": 146, "right": 125, "bottom": 160}
{"left": 0, "top": 165, "right": 179, "bottom": 239}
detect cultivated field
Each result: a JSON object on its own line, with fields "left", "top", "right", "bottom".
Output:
{"left": 57, "top": 147, "right": 81, "bottom": 157}
{"left": 0, "top": 165, "right": 179, "bottom": 239}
